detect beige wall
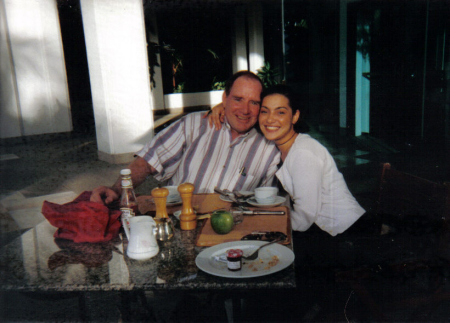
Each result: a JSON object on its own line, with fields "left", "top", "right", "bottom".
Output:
{"left": 0, "top": 0, "right": 72, "bottom": 139}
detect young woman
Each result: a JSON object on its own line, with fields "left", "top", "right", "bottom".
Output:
{"left": 209, "top": 84, "right": 365, "bottom": 236}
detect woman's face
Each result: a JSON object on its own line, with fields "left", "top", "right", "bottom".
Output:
{"left": 259, "top": 94, "right": 300, "bottom": 144}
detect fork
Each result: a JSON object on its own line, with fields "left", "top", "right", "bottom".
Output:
{"left": 242, "top": 237, "right": 285, "bottom": 261}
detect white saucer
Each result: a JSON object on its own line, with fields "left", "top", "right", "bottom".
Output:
{"left": 219, "top": 195, "right": 234, "bottom": 203}
{"left": 246, "top": 196, "right": 286, "bottom": 207}
{"left": 147, "top": 197, "right": 182, "bottom": 206}
{"left": 219, "top": 190, "right": 254, "bottom": 203}
{"left": 167, "top": 199, "right": 182, "bottom": 206}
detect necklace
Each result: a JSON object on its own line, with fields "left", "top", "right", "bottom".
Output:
{"left": 276, "top": 132, "right": 297, "bottom": 147}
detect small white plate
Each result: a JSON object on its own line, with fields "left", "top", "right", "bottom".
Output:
{"left": 173, "top": 210, "right": 182, "bottom": 220}
{"left": 167, "top": 199, "right": 182, "bottom": 205}
{"left": 195, "top": 241, "right": 294, "bottom": 278}
{"left": 173, "top": 210, "right": 208, "bottom": 221}
{"left": 146, "top": 197, "right": 182, "bottom": 206}
{"left": 235, "top": 190, "right": 255, "bottom": 197}
{"left": 219, "top": 195, "right": 234, "bottom": 203}
{"left": 246, "top": 196, "right": 286, "bottom": 207}
{"left": 219, "top": 191, "right": 254, "bottom": 203}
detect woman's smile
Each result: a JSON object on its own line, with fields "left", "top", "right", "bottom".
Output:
{"left": 264, "top": 125, "right": 281, "bottom": 131}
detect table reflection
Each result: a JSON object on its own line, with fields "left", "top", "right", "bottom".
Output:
{"left": 0, "top": 195, "right": 296, "bottom": 292}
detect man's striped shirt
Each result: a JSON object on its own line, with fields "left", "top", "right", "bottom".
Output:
{"left": 136, "top": 112, "right": 280, "bottom": 193}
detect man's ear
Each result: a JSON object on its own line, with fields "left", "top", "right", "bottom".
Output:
{"left": 222, "top": 91, "right": 227, "bottom": 105}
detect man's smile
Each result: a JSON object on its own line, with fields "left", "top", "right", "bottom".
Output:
{"left": 236, "top": 115, "right": 253, "bottom": 121}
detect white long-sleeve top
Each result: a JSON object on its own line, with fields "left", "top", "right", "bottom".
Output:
{"left": 276, "top": 134, "right": 365, "bottom": 236}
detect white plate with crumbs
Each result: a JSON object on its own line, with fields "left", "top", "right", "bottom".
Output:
{"left": 195, "top": 241, "right": 294, "bottom": 278}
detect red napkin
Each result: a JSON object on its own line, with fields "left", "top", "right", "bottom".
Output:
{"left": 41, "top": 191, "right": 122, "bottom": 243}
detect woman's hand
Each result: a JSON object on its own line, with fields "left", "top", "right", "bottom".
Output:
{"left": 203, "top": 103, "right": 225, "bottom": 130}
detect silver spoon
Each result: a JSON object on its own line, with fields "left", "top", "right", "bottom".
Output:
{"left": 242, "top": 237, "right": 285, "bottom": 261}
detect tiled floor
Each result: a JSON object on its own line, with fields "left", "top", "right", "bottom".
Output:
{"left": 0, "top": 122, "right": 449, "bottom": 322}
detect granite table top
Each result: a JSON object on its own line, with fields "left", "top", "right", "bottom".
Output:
{"left": 0, "top": 196, "right": 296, "bottom": 292}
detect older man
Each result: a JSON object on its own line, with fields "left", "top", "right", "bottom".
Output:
{"left": 91, "top": 71, "right": 280, "bottom": 204}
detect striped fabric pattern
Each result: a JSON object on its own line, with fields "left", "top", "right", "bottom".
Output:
{"left": 136, "top": 112, "right": 280, "bottom": 193}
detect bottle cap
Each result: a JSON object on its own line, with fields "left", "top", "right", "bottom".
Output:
{"left": 120, "top": 169, "right": 131, "bottom": 176}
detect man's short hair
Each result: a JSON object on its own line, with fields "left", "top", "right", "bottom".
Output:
{"left": 224, "top": 71, "right": 265, "bottom": 96}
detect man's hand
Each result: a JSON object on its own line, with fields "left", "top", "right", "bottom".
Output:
{"left": 90, "top": 157, "right": 154, "bottom": 205}
{"left": 90, "top": 186, "right": 119, "bottom": 205}
{"left": 203, "top": 103, "right": 225, "bottom": 130}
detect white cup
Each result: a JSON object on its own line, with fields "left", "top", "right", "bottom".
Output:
{"left": 164, "top": 186, "right": 181, "bottom": 203}
{"left": 254, "top": 187, "right": 278, "bottom": 204}
{"left": 123, "top": 216, "right": 159, "bottom": 260}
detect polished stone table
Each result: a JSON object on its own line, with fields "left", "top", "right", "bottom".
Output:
{"left": 0, "top": 194, "right": 296, "bottom": 293}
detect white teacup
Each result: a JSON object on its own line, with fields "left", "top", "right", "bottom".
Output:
{"left": 255, "top": 187, "right": 278, "bottom": 204}
{"left": 164, "top": 186, "right": 181, "bottom": 203}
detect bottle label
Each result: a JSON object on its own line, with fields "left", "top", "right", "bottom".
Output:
{"left": 121, "top": 179, "right": 132, "bottom": 188}
{"left": 121, "top": 208, "right": 135, "bottom": 218}
{"left": 122, "top": 217, "right": 131, "bottom": 232}
{"left": 121, "top": 208, "right": 135, "bottom": 231}
{"left": 227, "top": 260, "right": 241, "bottom": 271}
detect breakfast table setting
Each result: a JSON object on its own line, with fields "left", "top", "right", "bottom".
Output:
{"left": 0, "top": 184, "right": 296, "bottom": 320}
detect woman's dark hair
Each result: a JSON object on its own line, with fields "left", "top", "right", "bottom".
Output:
{"left": 261, "top": 84, "right": 309, "bottom": 133}
{"left": 224, "top": 71, "right": 265, "bottom": 96}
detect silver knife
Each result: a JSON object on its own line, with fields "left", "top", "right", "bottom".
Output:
{"left": 242, "top": 210, "right": 285, "bottom": 215}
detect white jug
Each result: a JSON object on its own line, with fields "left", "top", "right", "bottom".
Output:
{"left": 123, "top": 216, "right": 159, "bottom": 260}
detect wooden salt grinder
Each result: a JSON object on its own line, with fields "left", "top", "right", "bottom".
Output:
{"left": 151, "top": 187, "right": 169, "bottom": 219}
{"left": 178, "top": 183, "right": 197, "bottom": 230}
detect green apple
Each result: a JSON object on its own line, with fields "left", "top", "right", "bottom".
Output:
{"left": 211, "top": 210, "right": 234, "bottom": 234}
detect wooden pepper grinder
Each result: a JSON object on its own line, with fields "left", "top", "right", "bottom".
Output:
{"left": 152, "top": 187, "right": 174, "bottom": 241}
{"left": 178, "top": 183, "right": 197, "bottom": 230}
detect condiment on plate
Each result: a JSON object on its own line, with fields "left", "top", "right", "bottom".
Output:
{"left": 226, "top": 249, "right": 243, "bottom": 271}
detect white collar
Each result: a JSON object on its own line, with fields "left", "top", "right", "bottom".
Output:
{"left": 224, "top": 119, "right": 254, "bottom": 138}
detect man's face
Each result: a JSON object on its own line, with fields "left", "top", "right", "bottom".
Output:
{"left": 222, "top": 76, "right": 263, "bottom": 139}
